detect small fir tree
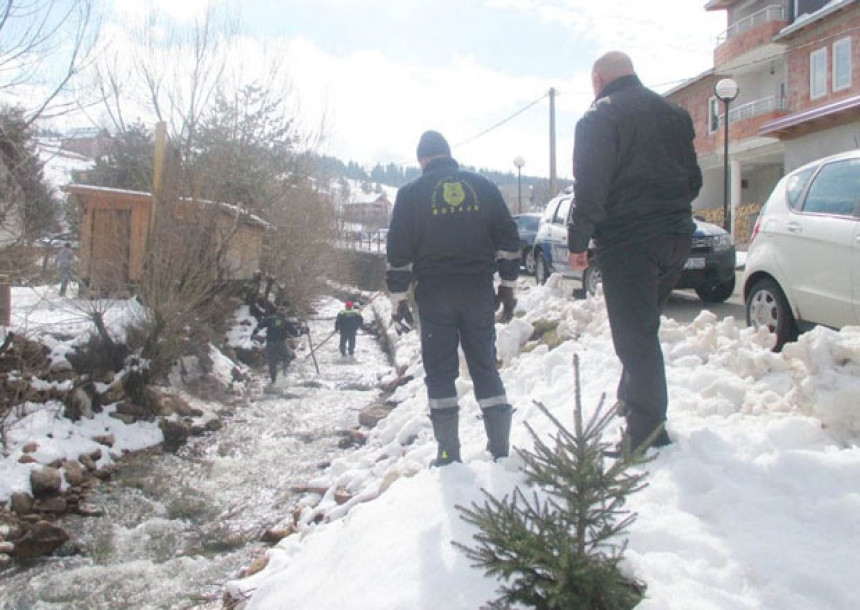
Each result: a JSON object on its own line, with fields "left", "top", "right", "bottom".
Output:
{"left": 455, "top": 355, "right": 649, "bottom": 610}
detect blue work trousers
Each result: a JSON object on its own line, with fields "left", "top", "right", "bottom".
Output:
{"left": 265, "top": 340, "right": 292, "bottom": 383}
{"left": 415, "top": 274, "right": 507, "bottom": 412}
{"left": 339, "top": 331, "right": 356, "bottom": 356}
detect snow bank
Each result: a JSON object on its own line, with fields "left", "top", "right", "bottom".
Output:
{"left": 227, "top": 278, "right": 860, "bottom": 610}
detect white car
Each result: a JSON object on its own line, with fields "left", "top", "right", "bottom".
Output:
{"left": 743, "top": 150, "right": 860, "bottom": 350}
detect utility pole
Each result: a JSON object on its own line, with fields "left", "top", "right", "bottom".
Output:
{"left": 150, "top": 121, "right": 167, "bottom": 236}
{"left": 548, "top": 87, "right": 557, "bottom": 197}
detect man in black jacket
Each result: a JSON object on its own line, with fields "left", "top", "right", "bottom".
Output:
{"left": 568, "top": 51, "right": 702, "bottom": 456}
{"left": 387, "top": 130, "right": 521, "bottom": 466}
{"left": 253, "top": 307, "right": 304, "bottom": 384}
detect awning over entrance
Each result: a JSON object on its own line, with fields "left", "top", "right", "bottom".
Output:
{"left": 759, "top": 94, "right": 860, "bottom": 138}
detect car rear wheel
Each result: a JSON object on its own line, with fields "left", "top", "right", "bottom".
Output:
{"left": 583, "top": 263, "right": 601, "bottom": 296}
{"left": 524, "top": 249, "right": 536, "bottom": 275}
{"left": 695, "top": 275, "right": 736, "bottom": 303}
{"left": 746, "top": 277, "right": 799, "bottom": 351}
{"left": 534, "top": 251, "right": 550, "bottom": 285}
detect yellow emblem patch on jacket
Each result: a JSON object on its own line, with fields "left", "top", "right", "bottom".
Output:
{"left": 442, "top": 181, "right": 466, "bottom": 207}
{"left": 431, "top": 178, "right": 480, "bottom": 216}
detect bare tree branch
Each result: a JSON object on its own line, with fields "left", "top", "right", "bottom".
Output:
{"left": 0, "top": 0, "right": 102, "bottom": 123}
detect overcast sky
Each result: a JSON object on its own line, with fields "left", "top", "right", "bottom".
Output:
{"left": 109, "top": 0, "right": 725, "bottom": 179}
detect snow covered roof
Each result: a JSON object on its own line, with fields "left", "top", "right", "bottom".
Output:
{"left": 338, "top": 178, "right": 398, "bottom": 205}
{"left": 37, "top": 141, "right": 95, "bottom": 194}
{"left": 63, "top": 184, "right": 271, "bottom": 229}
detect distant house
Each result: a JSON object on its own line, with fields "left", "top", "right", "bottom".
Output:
{"left": 60, "top": 128, "right": 111, "bottom": 160}
{"left": 64, "top": 184, "right": 268, "bottom": 294}
{"left": 666, "top": 0, "right": 860, "bottom": 238}
{"left": 342, "top": 189, "right": 394, "bottom": 230}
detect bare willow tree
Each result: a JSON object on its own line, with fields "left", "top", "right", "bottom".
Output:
{"left": 0, "top": 0, "right": 101, "bottom": 123}
{"left": 76, "top": 3, "right": 336, "bottom": 388}
{"left": 91, "top": 2, "right": 238, "bottom": 163}
{"left": 261, "top": 177, "right": 340, "bottom": 312}
{"left": 90, "top": 2, "right": 337, "bottom": 309}
{"left": 192, "top": 83, "right": 337, "bottom": 312}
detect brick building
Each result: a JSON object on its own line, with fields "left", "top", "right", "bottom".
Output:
{"left": 60, "top": 128, "right": 111, "bottom": 159}
{"left": 666, "top": 0, "right": 860, "bottom": 241}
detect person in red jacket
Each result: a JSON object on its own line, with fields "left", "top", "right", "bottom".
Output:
{"left": 334, "top": 301, "right": 362, "bottom": 357}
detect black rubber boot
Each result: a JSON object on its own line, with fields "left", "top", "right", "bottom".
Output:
{"left": 430, "top": 407, "right": 461, "bottom": 466}
{"left": 482, "top": 404, "right": 512, "bottom": 460}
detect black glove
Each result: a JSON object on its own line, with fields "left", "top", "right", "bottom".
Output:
{"left": 392, "top": 299, "right": 414, "bottom": 332}
{"left": 495, "top": 285, "right": 516, "bottom": 323}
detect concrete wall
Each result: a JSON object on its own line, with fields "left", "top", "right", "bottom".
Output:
{"left": 743, "top": 164, "right": 784, "bottom": 203}
{"left": 331, "top": 248, "right": 386, "bottom": 292}
{"left": 784, "top": 121, "right": 860, "bottom": 170}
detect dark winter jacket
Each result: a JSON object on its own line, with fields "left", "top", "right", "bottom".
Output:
{"left": 568, "top": 75, "right": 701, "bottom": 252}
{"left": 386, "top": 156, "right": 521, "bottom": 295}
{"left": 335, "top": 309, "right": 362, "bottom": 336}
{"left": 254, "top": 313, "right": 300, "bottom": 343}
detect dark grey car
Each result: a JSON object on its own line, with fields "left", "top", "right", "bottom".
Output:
{"left": 513, "top": 213, "right": 541, "bottom": 274}
{"left": 533, "top": 191, "right": 737, "bottom": 302}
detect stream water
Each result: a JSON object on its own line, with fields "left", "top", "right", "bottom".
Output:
{"left": 0, "top": 297, "right": 392, "bottom": 609}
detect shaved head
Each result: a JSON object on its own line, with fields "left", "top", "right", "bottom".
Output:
{"left": 591, "top": 51, "right": 636, "bottom": 96}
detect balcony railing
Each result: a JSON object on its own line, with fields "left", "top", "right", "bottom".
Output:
{"left": 719, "top": 95, "right": 786, "bottom": 128}
{"left": 716, "top": 4, "right": 786, "bottom": 45}
{"left": 730, "top": 95, "right": 786, "bottom": 123}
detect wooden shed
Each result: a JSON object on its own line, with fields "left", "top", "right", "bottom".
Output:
{"left": 64, "top": 184, "right": 268, "bottom": 294}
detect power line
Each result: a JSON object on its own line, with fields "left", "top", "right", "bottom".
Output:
{"left": 451, "top": 91, "right": 550, "bottom": 150}
{"left": 386, "top": 91, "right": 551, "bottom": 168}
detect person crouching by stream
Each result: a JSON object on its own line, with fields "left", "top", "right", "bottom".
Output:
{"left": 335, "top": 300, "right": 362, "bottom": 358}
{"left": 252, "top": 307, "right": 305, "bottom": 384}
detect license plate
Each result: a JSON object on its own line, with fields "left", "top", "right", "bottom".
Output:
{"left": 684, "top": 257, "right": 705, "bottom": 269}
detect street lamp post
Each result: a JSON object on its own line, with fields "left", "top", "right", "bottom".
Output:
{"left": 714, "top": 78, "right": 739, "bottom": 232}
{"left": 513, "top": 155, "right": 525, "bottom": 214}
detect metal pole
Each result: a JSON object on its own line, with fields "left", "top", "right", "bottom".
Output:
{"left": 150, "top": 121, "right": 167, "bottom": 236}
{"left": 305, "top": 325, "right": 321, "bottom": 374}
{"left": 0, "top": 283, "right": 10, "bottom": 326}
{"left": 549, "top": 87, "right": 557, "bottom": 196}
{"left": 722, "top": 100, "right": 731, "bottom": 231}
{"left": 517, "top": 167, "right": 522, "bottom": 214}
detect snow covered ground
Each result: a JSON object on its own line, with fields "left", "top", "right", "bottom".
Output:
{"left": 1, "top": 286, "right": 162, "bottom": 503}
{"left": 4, "top": 276, "right": 860, "bottom": 609}
{"left": 228, "top": 275, "right": 860, "bottom": 610}
{"left": 0, "top": 289, "right": 394, "bottom": 606}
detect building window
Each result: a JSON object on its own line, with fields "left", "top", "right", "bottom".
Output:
{"left": 810, "top": 47, "right": 828, "bottom": 99}
{"left": 833, "top": 37, "right": 851, "bottom": 92}
{"left": 708, "top": 96, "right": 721, "bottom": 133}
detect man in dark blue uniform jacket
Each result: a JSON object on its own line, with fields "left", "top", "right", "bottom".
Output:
{"left": 253, "top": 307, "right": 303, "bottom": 384}
{"left": 386, "top": 130, "right": 521, "bottom": 466}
